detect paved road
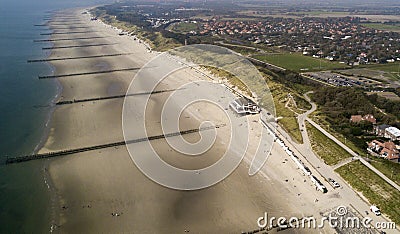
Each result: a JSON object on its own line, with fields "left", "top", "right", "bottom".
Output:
{"left": 297, "top": 91, "right": 317, "bottom": 147}
{"left": 307, "top": 118, "right": 400, "bottom": 192}
{"left": 268, "top": 91, "right": 399, "bottom": 233}
{"left": 301, "top": 91, "right": 400, "bottom": 192}
{"left": 272, "top": 120, "right": 399, "bottom": 234}
{"left": 332, "top": 157, "right": 354, "bottom": 170}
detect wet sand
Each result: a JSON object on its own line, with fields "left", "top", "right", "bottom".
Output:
{"left": 40, "top": 8, "right": 334, "bottom": 233}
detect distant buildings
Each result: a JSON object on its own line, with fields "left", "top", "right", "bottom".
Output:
{"left": 198, "top": 17, "right": 400, "bottom": 63}
{"left": 350, "top": 114, "right": 376, "bottom": 124}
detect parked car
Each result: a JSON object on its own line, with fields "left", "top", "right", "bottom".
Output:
{"left": 370, "top": 205, "right": 381, "bottom": 216}
{"left": 328, "top": 178, "right": 340, "bottom": 188}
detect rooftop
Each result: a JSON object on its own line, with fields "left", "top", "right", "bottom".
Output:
{"left": 235, "top": 97, "right": 255, "bottom": 106}
{"left": 377, "top": 124, "right": 391, "bottom": 130}
{"left": 386, "top": 127, "right": 400, "bottom": 137}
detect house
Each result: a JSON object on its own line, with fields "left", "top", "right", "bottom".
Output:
{"left": 350, "top": 115, "right": 363, "bottom": 123}
{"left": 229, "top": 97, "right": 260, "bottom": 115}
{"left": 374, "top": 124, "right": 390, "bottom": 136}
{"left": 385, "top": 127, "right": 400, "bottom": 141}
{"left": 362, "top": 114, "right": 377, "bottom": 124}
{"left": 350, "top": 114, "right": 376, "bottom": 124}
{"left": 367, "top": 140, "right": 400, "bottom": 161}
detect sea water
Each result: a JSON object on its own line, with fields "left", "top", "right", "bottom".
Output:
{"left": 0, "top": 0, "right": 107, "bottom": 232}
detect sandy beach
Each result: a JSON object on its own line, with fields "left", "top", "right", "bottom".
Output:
{"left": 39, "top": 8, "right": 339, "bottom": 233}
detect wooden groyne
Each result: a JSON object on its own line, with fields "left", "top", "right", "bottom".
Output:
{"left": 38, "top": 67, "right": 139, "bottom": 79}
{"left": 28, "top": 53, "right": 133, "bottom": 63}
{"left": 5, "top": 124, "right": 225, "bottom": 164}
{"left": 48, "top": 21, "right": 83, "bottom": 24}
{"left": 42, "top": 43, "right": 116, "bottom": 50}
{"left": 48, "top": 23, "right": 86, "bottom": 26}
{"left": 40, "top": 31, "right": 98, "bottom": 35}
{"left": 46, "top": 15, "right": 77, "bottom": 19}
{"left": 50, "top": 27, "right": 90, "bottom": 30}
{"left": 34, "top": 36, "right": 105, "bottom": 42}
{"left": 56, "top": 89, "right": 180, "bottom": 105}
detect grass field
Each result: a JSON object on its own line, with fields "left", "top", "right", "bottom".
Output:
{"left": 288, "top": 11, "right": 350, "bottom": 16}
{"left": 359, "top": 63, "right": 400, "bottom": 81}
{"left": 253, "top": 53, "right": 348, "bottom": 72}
{"left": 363, "top": 62, "right": 400, "bottom": 74}
{"left": 336, "top": 161, "right": 400, "bottom": 224}
{"left": 361, "top": 23, "right": 400, "bottom": 32}
{"left": 337, "top": 68, "right": 391, "bottom": 82}
{"left": 169, "top": 22, "right": 199, "bottom": 34}
{"left": 306, "top": 122, "right": 352, "bottom": 165}
{"left": 369, "top": 158, "right": 400, "bottom": 187}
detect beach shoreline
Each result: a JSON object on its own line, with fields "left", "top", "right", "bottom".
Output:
{"left": 39, "top": 7, "right": 336, "bottom": 233}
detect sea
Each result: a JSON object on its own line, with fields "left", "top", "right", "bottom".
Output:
{"left": 0, "top": 0, "right": 107, "bottom": 232}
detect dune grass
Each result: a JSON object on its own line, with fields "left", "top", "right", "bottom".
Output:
{"left": 336, "top": 161, "right": 400, "bottom": 224}
{"left": 306, "top": 122, "right": 352, "bottom": 165}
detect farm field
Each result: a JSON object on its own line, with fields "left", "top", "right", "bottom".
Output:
{"left": 253, "top": 53, "right": 348, "bottom": 72}
{"left": 361, "top": 23, "right": 400, "bottom": 32}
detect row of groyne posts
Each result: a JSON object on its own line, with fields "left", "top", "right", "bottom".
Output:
{"left": 3, "top": 14, "right": 200, "bottom": 165}
{"left": 5, "top": 124, "right": 226, "bottom": 165}
{"left": 6, "top": 13, "right": 289, "bottom": 165}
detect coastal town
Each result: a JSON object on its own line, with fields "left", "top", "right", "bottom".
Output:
{"left": 198, "top": 17, "right": 400, "bottom": 64}
{"left": 107, "top": 3, "right": 400, "bottom": 65}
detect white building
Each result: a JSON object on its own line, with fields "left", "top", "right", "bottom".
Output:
{"left": 230, "top": 97, "right": 260, "bottom": 114}
{"left": 385, "top": 127, "right": 400, "bottom": 141}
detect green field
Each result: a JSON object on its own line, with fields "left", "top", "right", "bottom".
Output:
{"left": 361, "top": 23, "right": 400, "bottom": 32}
{"left": 369, "top": 158, "right": 400, "bottom": 187}
{"left": 288, "top": 11, "right": 350, "bottom": 16}
{"left": 336, "top": 161, "right": 400, "bottom": 224}
{"left": 359, "top": 62, "right": 400, "bottom": 81}
{"left": 363, "top": 62, "right": 400, "bottom": 73}
{"left": 253, "top": 53, "right": 348, "bottom": 72}
{"left": 306, "top": 122, "right": 352, "bottom": 165}
{"left": 169, "top": 22, "right": 199, "bottom": 34}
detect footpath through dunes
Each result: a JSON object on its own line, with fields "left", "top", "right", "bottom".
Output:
{"left": 35, "top": 9, "right": 328, "bottom": 234}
